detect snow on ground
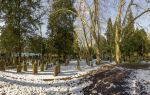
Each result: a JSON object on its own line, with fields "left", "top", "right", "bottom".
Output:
{"left": 0, "top": 60, "right": 101, "bottom": 95}
{"left": 126, "top": 69, "right": 150, "bottom": 95}
{"left": 2, "top": 60, "right": 99, "bottom": 80}
{"left": 141, "top": 61, "right": 150, "bottom": 64}
{"left": 3, "top": 59, "right": 149, "bottom": 95}
{"left": 0, "top": 75, "right": 93, "bottom": 95}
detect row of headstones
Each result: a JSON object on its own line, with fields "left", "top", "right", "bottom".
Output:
{"left": 0, "top": 56, "right": 52, "bottom": 66}
{"left": 0, "top": 59, "right": 61, "bottom": 76}
{"left": 17, "top": 60, "right": 61, "bottom": 76}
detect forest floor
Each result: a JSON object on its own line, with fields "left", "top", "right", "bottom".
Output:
{"left": 0, "top": 60, "right": 149, "bottom": 95}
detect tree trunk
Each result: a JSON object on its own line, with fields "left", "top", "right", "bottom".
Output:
{"left": 76, "top": 55, "right": 81, "bottom": 70}
{"left": 19, "top": 43, "right": 22, "bottom": 63}
{"left": 115, "top": 0, "right": 123, "bottom": 64}
{"left": 94, "top": 0, "right": 101, "bottom": 65}
{"left": 96, "top": 48, "right": 101, "bottom": 65}
{"left": 115, "top": 36, "right": 121, "bottom": 64}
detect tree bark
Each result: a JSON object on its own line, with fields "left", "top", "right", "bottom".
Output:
{"left": 94, "top": 0, "right": 101, "bottom": 65}
{"left": 115, "top": 0, "right": 123, "bottom": 64}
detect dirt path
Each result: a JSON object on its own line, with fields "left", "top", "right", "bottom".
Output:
{"left": 83, "top": 66, "right": 150, "bottom": 95}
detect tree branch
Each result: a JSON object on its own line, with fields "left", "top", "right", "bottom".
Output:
{"left": 133, "top": 8, "right": 150, "bottom": 21}
{"left": 122, "top": 0, "right": 134, "bottom": 26}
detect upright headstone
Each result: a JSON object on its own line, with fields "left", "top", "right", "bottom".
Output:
{"left": 23, "top": 61, "right": 27, "bottom": 71}
{"left": 32, "top": 61, "right": 38, "bottom": 74}
{"left": 17, "top": 65, "right": 22, "bottom": 73}
{"left": 0, "top": 60, "right": 5, "bottom": 71}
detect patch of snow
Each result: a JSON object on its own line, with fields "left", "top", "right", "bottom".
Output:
{"left": 92, "top": 90, "right": 97, "bottom": 94}
{"left": 91, "top": 59, "right": 116, "bottom": 65}
{"left": 140, "top": 61, "right": 150, "bottom": 64}
{"left": 131, "top": 80, "right": 136, "bottom": 95}
{"left": 107, "top": 83, "right": 115, "bottom": 89}
{"left": 98, "top": 93, "right": 103, "bottom": 95}
{"left": 3, "top": 60, "right": 99, "bottom": 80}
{"left": 0, "top": 74, "right": 92, "bottom": 95}
{"left": 0, "top": 60, "right": 100, "bottom": 95}
{"left": 127, "top": 69, "right": 150, "bottom": 94}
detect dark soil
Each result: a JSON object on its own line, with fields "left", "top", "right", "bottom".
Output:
{"left": 83, "top": 67, "right": 132, "bottom": 95}
{"left": 120, "top": 63, "right": 150, "bottom": 69}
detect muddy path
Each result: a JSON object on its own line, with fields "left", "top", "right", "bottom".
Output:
{"left": 83, "top": 66, "right": 150, "bottom": 95}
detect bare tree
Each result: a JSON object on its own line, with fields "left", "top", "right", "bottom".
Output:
{"left": 115, "top": 0, "right": 150, "bottom": 64}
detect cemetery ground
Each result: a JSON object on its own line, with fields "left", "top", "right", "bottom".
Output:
{"left": 0, "top": 60, "right": 149, "bottom": 95}
{"left": 0, "top": 0, "right": 150, "bottom": 95}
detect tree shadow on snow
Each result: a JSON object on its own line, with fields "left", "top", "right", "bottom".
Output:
{"left": 0, "top": 75, "right": 81, "bottom": 88}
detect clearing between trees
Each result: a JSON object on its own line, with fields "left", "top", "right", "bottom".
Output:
{"left": 0, "top": 60, "right": 149, "bottom": 95}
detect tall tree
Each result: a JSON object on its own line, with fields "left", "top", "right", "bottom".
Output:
{"left": 121, "top": 10, "right": 135, "bottom": 61}
{"left": 93, "top": 0, "right": 101, "bottom": 64}
{"left": 115, "top": 0, "right": 150, "bottom": 64}
{"left": 28, "top": 35, "right": 46, "bottom": 54}
{"left": 0, "top": 0, "right": 42, "bottom": 62}
{"left": 48, "top": 0, "right": 76, "bottom": 63}
{"left": 105, "top": 18, "right": 115, "bottom": 61}
{"left": 133, "top": 29, "right": 149, "bottom": 59}
{"left": 115, "top": 0, "right": 123, "bottom": 64}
